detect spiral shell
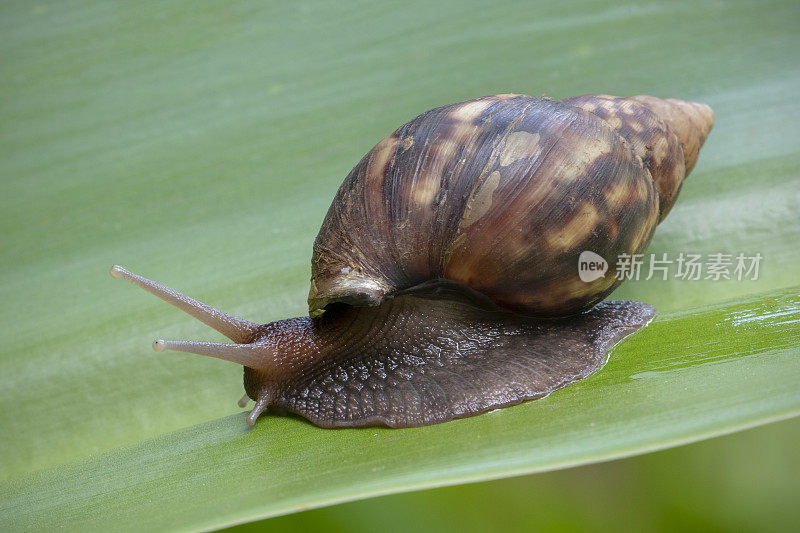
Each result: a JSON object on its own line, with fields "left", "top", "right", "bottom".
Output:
{"left": 308, "top": 94, "right": 713, "bottom": 317}
{"left": 562, "top": 94, "right": 713, "bottom": 220}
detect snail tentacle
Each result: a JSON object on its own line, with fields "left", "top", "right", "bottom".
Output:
{"left": 110, "top": 265, "right": 258, "bottom": 344}
{"left": 247, "top": 393, "right": 273, "bottom": 426}
{"left": 151, "top": 339, "right": 276, "bottom": 368}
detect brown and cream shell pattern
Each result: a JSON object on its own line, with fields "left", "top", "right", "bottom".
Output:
{"left": 309, "top": 94, "right": 714, "bottom": 318}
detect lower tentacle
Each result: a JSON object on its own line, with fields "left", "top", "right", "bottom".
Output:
{"left": 247, "top": 393, "right": 274, "bottom": 426}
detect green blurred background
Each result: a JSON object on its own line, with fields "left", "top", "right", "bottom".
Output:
{"left": 2, "top": 0, "right": 798, "bottom": 531}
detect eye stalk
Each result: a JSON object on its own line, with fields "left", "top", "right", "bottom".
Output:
{"left": 110, "top": 265, "right": 258, "bottom": 344}
{"left": 109, "top": 265, "right": 284, "bottom": 367}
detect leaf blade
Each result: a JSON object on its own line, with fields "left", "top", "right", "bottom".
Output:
{"left": 1, "top": 0, "right": 799, "bottom": 529}
{"left": 2, "top": 289, "right": 798, "bottom": 531}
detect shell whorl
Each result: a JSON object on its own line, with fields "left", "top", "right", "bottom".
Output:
{"left": 563, "top": 94, "right": 714, "bottom": 220}
{"left": 308, "top": 94, "right": 713, "bottom": 317}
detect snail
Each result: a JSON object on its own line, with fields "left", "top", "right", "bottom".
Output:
{"left": 111, "top": 93, "right": 713, "bottom": 428}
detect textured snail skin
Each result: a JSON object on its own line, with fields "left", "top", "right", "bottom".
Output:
{"left": 112, "top": 93, "right": 713, "bottom": 428}
{"left": 243, "top": 289, "right": 655, "bottom": 428}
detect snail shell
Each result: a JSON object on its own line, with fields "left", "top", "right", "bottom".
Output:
{"left": 112, "top": 93, "right": 713, "bottom": 428}
{"left": 309, "top": 94, "right": 712, "bottom": 318}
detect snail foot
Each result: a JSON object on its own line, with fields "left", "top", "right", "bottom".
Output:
{"left": 264, "top": 296, "right": 657, "bottom": 428}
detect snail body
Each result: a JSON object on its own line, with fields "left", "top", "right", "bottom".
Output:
{"left": 112, "top": 93, "right": 713, "bottom": 428}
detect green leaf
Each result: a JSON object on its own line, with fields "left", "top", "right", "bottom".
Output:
{"left": 2, "top": 290, "right": 799, "bottom": 531}
{"left": 1, "top": 0, "right": 798, "bottom": 531}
